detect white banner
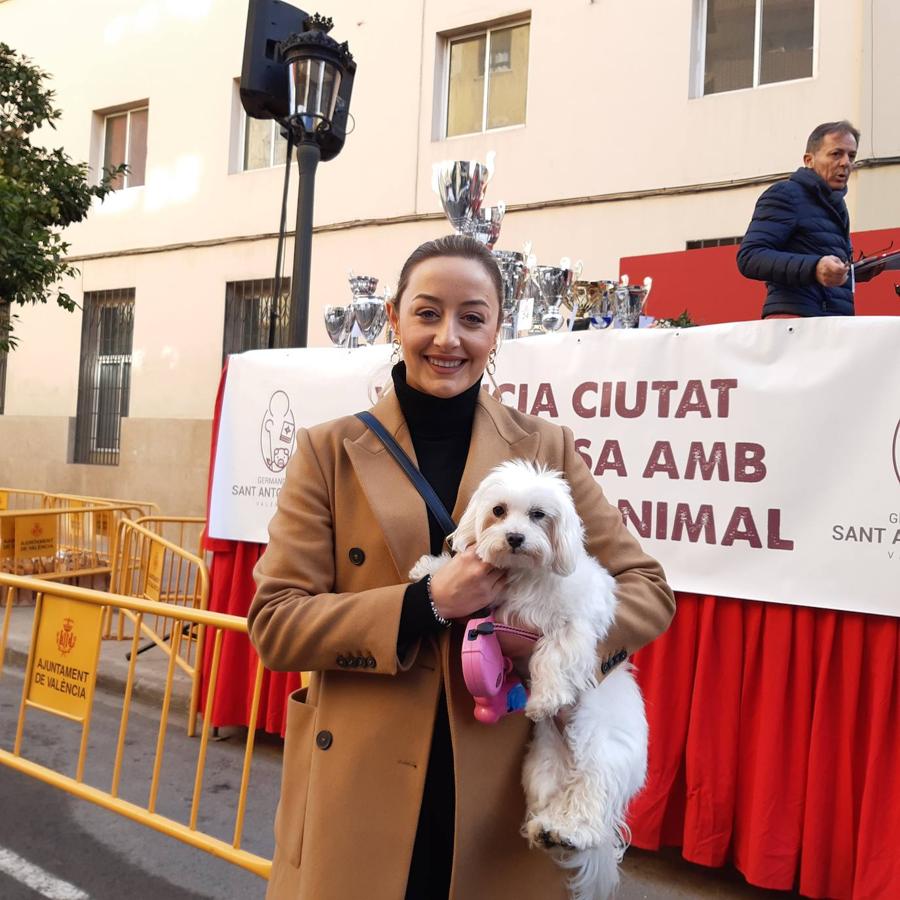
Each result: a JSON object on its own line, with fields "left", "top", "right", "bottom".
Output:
{"left": 208, "top": 319, "right": 900, "bottom": 617}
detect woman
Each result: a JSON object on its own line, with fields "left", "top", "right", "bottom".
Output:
{"left": 249, "top": 235, "right": 675, "bottom": 900}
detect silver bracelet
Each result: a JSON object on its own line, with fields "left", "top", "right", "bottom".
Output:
{"left": 425, "top": 575, "right": 451, "bottom": 628}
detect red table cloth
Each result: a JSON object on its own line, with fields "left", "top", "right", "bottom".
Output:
{"left": 201, "top": 364, "right": 900, "bottom": 899}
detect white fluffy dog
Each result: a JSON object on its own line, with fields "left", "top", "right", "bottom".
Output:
{"left": 410, "top": 460, "right": 648, "bottom": 900}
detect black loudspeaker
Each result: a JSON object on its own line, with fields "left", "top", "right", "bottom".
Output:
{"left": 240, "top": 0, "right": 308, "bottom": 121}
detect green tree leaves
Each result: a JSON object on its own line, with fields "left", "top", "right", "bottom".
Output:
{"left": 0, "top": 42, "right": 126, "bottom": 350}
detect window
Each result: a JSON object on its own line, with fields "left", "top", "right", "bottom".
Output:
{"left": 697, "top": 0, "right": 814, "bottom": 96}
{"left": 686, "top": 236, "right": 743, "bottom": 249}
{"left": 74, "top": 289, "right": 135, "bottom": 465}
{"left": 242, "top": 115, "right": 289, "bottom": 171}
{"left": 445, "top": 21, "right": 530, "bottom": 138}
{"left": 102, "top": 106, "right": 148, "bottom": 188}
{"left": 223, "top": 278, "right": 292, "bottom": 362}
{"left": 0, "top": 302, "right": 9, "bottom": 415}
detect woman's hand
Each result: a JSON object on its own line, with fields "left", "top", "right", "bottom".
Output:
{"left": 428, "top": 548, "right": 506, "bottom": 621}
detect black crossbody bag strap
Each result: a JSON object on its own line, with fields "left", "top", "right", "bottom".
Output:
{"left": 355, "top": 411, "right": 457, "bottom": 539}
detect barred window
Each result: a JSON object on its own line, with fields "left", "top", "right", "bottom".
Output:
{"left": 0, "top": 302, "right": 10, "bottom": 415}
{"left": 222, "top": 278, "right": 292, "bottom": 363}
{"left": 686, "top": 236, "right": 743, "bottom": 249}
{"left": 74, "top": 289, "right": 135, "bottom": 465}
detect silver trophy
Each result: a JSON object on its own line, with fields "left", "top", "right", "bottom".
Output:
{"left": 467, "top": 203, "right": 505, "bottom": 248}
{"left": 432, "top": 152, "right": 496, "bottom": 234}
{"left": 324, "top": 304, "right": 356, "bottom": 346}
{"left": 613, "top": 276, "right": 653, "bottom": 328}
{"left": 493, "top": 249, "right": 529, "bottom": 341}
{"left": 531, "top": 264, "right": 574, "bottom": 333}
{"left": 347, "top": 274, "right": 389, "bottom": 345}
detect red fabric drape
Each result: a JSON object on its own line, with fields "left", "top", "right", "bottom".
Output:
{"left": 200, "top": 361, "right": 300, "bottom": 736}
{"left": 202, "top": 364, "right": 900, "bottom": 898}
{"left": 630, "top": 595, "right": 900, "bottom": 899}
{"left": 199, "top": 542, "right": 300, "bottom": 736}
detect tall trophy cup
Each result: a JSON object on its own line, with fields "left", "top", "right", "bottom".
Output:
{"left": 467, "top": 203, "right": 505, "bottom": 248}
{"left": 531, "top": 264, "right": 573, "bottom": 333}
{"left": 493, "top": 250, "right": 529, "bottom": 341}
{"left": 432, "top": 151, "right": 496, "bottom": 233}
{"left": 570, "top": 281, "right": 603, "bottom": 331}
{"left": 583, "top": 280, "right": 619, "bottom": 330}
{"left": 613, "top": 276, "right": 653, "bottom": 328}
{"left": 347, "top": 274, "right": 388, "bottom": 344}
{"left": 323, "top": 304, "right": 355, "bottom": 347}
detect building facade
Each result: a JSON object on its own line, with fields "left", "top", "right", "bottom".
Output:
{"left": 1, "top": 0, "right": 898, "bottom": 513}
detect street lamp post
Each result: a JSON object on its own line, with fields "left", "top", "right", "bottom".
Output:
{"left": 279, "top": 15, "right": 356, "bottom": 348}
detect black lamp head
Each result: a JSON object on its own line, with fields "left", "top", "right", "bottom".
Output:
{"left": 279, "top": 13, "right": 356, "bottom": 160}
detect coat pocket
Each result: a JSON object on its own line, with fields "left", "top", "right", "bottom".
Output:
{"left": 274, "top": 686, "right": 317, "bottom": 868}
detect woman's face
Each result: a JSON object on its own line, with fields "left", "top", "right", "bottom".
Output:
{"left": 387, "top": 255, "right": 500, "bottom": 399}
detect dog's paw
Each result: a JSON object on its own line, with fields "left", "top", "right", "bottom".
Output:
{"left": 408, "top": 553, "right": 449, "bottom": 581}
{"left": 525, "top": 688, "right": 574, "bottom": 722}
{"left": 525, "top": 695, "right": 559, "bottom": 722}
{"left": 524, "top": 815, "right": 597, "bottom": 852}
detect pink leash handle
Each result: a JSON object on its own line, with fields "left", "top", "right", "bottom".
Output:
{"left": 460, "top": 614, "right": 539, "bottom": 724}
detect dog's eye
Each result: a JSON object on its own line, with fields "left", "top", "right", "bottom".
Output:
{"left": 492, "top": 505, "right": 505, "bottom": 518}
{"left": 529, "top": 509, "right": 546, "bottom": 521}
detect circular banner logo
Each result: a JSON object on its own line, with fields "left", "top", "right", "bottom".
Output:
{"left": 894, "top": 419, "right": 900, "bottom": 486}
{"left": 260, "top": 391, "right": 296, "bottom": 473}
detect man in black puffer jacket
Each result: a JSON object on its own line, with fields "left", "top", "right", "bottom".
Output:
{"left": 737, "top": 121, "right": 859, "bottom": 318}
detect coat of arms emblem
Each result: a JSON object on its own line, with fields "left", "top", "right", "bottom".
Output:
{"left": 56, "top": 617, "right": 77, "bottom": 655}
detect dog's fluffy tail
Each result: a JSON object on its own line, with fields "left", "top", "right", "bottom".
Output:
{"left": 553, "top": 823, "right": 630, "bottom": 900}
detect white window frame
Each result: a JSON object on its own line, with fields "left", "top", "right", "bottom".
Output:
{"left": 241, "top": 114, "right": 288, "bottom": 171}
{"left": 102, "top": 106, "right": 148, "bottom": 189}
{"left": 690, "top": 0, "right": 818, "bottom": 98}
{"left": 440, "top": 18, "right": 530, "bottom": 140}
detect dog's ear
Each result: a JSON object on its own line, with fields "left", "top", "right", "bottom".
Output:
{"left": 450, "top": 498, "right": 479, "bottom": 552}
{"left": 549, "top": 497, "right": 584, "bottom": 576}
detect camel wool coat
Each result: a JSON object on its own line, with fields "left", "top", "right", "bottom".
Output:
{"left": 249, "top": 386, "right": 675, "bottom": 900}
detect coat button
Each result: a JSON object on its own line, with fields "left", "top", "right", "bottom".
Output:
{"left": 349, "top": 547, "right": 365, "bottom": 566}
{"left": 316, "top": 730, "right": 333, "bottom": 750}
{"left": 367, "top": 657, "right": 376, "bottom": 668}
{"left": 336, "top": 656, "right": 347, "bottom": 667}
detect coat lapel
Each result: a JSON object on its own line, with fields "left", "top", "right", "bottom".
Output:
{"left": 451, "top": 391, "right": 542, "bottom": 523}
{"left": 345, "top": 391, "right": 431, "bottom": 580}
{"left": 346, "top": 389, "right": 542, "bottom": 577}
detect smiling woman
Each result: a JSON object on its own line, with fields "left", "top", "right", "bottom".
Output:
{"left": 249, "top": 233, "right": 675, "bottom": 900}
{"left": 386, "top": 237, "right": 502, "bottom": 398}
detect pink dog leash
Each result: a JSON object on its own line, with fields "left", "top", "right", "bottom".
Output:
{"left": 461, "top": 613, "right": 539, "bottom": 724}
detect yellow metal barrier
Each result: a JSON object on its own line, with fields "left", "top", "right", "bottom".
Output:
{"left": 136, "top": 515, "right": 207, "bottom": 561}
{"left": 108, "top": 519, "right": 209, "bottom": 735}
{"left": 0, "top": 572, "right": 270, "bottom": 879}
{"left": 0, "top": 488, "right": 46, "bottom": 511}
{"left": 0, "top": 488, "right": 160, "bottom": 518}
{"left": 0, "top": 503, "right": 148, "bottom": 583}
{"left": 44, "top": 493, "right": 160, "bottom": 519}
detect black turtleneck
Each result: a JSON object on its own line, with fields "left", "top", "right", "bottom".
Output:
{"left": 394, "top": 361, "right": 481, "bottom": 646}
{"left": 390, "top": 361, "right": 480, "bottom": 900}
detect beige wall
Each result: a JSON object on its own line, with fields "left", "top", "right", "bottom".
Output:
{"left": 0, "top": 416, "right": 211, "bottom": 516}
{"left": 1, "top": 0, "right": 897, "bottom": 505}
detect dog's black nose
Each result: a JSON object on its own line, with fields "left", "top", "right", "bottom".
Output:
{"left": 506, "top": 532, "right": 524, "bottom": 549}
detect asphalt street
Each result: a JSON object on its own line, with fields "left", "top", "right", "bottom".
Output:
{"left": 0, "top": 664, "right": 278, "bottom": 899}
{"left": 0, "top": 659, "right": 791, "bottom": 899}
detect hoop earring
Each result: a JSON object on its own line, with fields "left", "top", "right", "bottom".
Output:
{"left": 391, "top": 338, "right": 402, "bottom": 365}
{"left": 485, "top": 346, "right": 500, "bottom": 394}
